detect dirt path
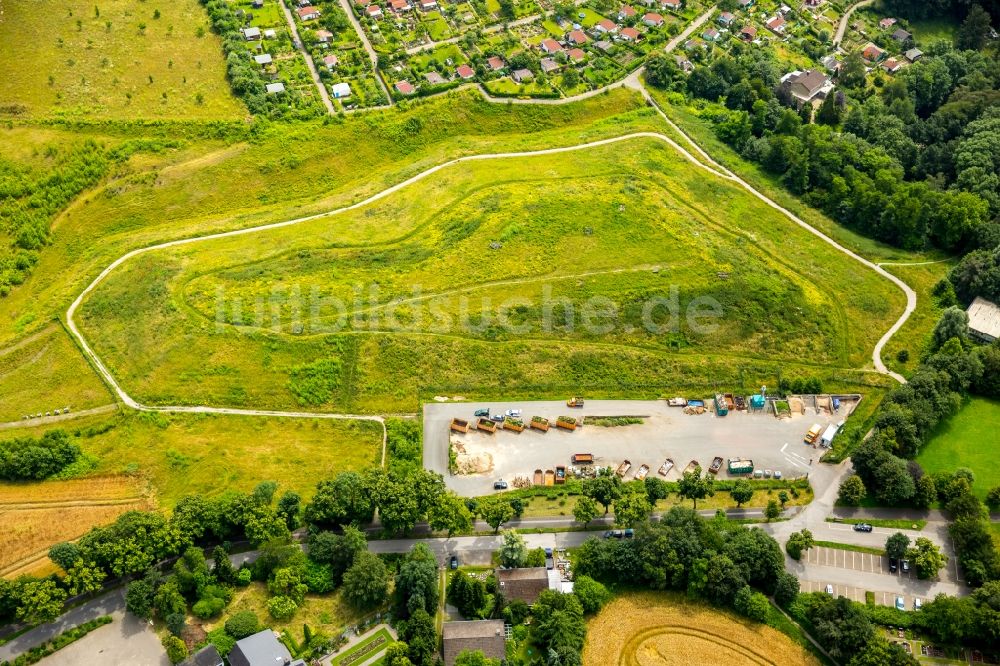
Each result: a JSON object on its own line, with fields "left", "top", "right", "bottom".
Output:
{"left": 833, "top": 0, "right": 875, "bottom": 46}
{"left": 664, "top": 5, "right": 717, "bottom": 53}
{"left": 0, "top": 404, "right": 119, "bottom": 430}
{"left": 278, "top": 0, "right": 337, "bottom": 114}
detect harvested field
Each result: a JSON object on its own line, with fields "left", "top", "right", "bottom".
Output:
{"left": 0, "top": 476, "right": 149, "bottom": 578}
{"left": 583, "top": 592, "right": 818, "bottom": 666}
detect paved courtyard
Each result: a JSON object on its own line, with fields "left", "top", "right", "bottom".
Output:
{"left": 37, "top": 612, "right": 168, "bottom": 666}
{"left": 424, "top": 399, "right": 855, "bottom": 496}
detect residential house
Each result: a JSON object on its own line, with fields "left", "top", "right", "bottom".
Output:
{"left": 390, "top": 0, "right": 412, "bottom": 11}
{"left": 252, "top": 0, "right": 264, "bottom": 8}
{"left": 265, "top": 82, "right": 285, "bottom": 93}
{"left": 540, "top": 38, "right": 563, "bottom": 53}
{"left": 820, "top": 54, "right": 839, "bottom": 72}
{"left": 740, "top": 25, "right": 757, "bottom": 40}
{"left": 803, "top": 0, "right": 821, "bottom": 7}
{"left": 315, "top": 29, "right": 333, "bottom": 43}
{"left": 180, "top": 645, "right": 224, "bottom": 666}
{"left": 595, "top": 39, "right": 613, "bottom": 51}
{"left": 297, "top": 5, "right": 321, "bottom": 20}
{"left": 569, "top": 29, "right": 589, "bottom": 44}
{"left": 878, "top": 17, "right": 897, "bottom": 29}
{"left": 904, "top": 47, "right": 922, "bottom": 62}
{"left": 442, "top": 621, "right": 506, "bottom": 666}
{"left": 419, "top": 0, "right": 438, "bottom": 9}
{"left": 781, "top": 69, "right": 832, "bottom": 104}
{"left": 322, "top": 54, "right": 339, "bottom": 69}
{"left": 332, "top": 82, "right": 351, "bottom": 98}
{"left": 496, "top": 567, "right": 549, "bottom": 604}
{"left": 718, "top": 11, "right": 735, "bottom": 26}
{"left": 882, "top": 58, "right": 902, "bottom": 73}
{"left": 766, "top": 16, "right": 786, "bottom": 34}
{"left": 703, "top": 27, "right": 719, "bottom": 41}
{"left": 738, "top": 0, "right": 754, "bottom": 7}
{"left": 568, "top": 47, "right": 586, "bottom": 62}
{"left": 355, "top": 0, "right": 371, "bottom": 6}
{"left": 365, "top": 4, "right": 383, "bottom": 18}
{"left": 228, "top": 630, "right": 304, "bottom": 666}
{"left": 263, "top": 28, "right": 277, "bottom": 38}
{"left": 891, "top": 28, "right": 911, "bottom": 42}
{"left": 512, "top": 68, "right": 533, "bottom": 82}
{"left": 967, "top": 297, "right": 1000, "bottom": 343}
{"left": 620, "top": 26, "right": 640, "bottom": 40}
{"left": 243, "top": 26, "right": 261, "bottom": 40}
{"left": 540, "top": 57, "right": 559, "bottom": 74}
{"left": 395, "top": 80, "right": 415, "bottom": 94}
{"left": 253, "top": 53, "right": 272, "bottom": 66}
{"left": 425, "top": 71, "right": 446, "bottom": 84}
{"left": 456, "top": 64, "right": 475, "bottom": 79}
{"left": 487, "top": 55, "right": 505, "bottom": 71}
{"left": 777, "top": 4, "right": 791, "bottom": 15}
{"left": 661, "top": 0, "right": 681, "bottom": 9}
{"left": 674, "top": 55, "right": 693, "bottom": 71}
{"left": 595, "top": 18, "right": 618, "bottom": 33}
{"left": 618, "top": 5, "right": 637, "bottom": 20}
{"left": 643, "top": 12, "right": 663, "bottom": 27}
{"left": 862, "top": 43, "right": 885, "bottom": 61}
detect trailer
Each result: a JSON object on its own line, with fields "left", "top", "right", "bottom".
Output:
{"left": 734, "top": 396, "right": 747, "bottom": 411}
{"left": 450, "top": 418, "right": 470, "bottom": 433}
{"left": 658, "top": 458, "right": 675, "bottom": 476}
{"left": 634, "top": 464, "right": 650, "bottom": 481}
{"left": 555, "top": 466, "right": 566, "bottom": 484}
{"left": 477, "top": 418, "right": 497, "bottom": 434}
{"left": 714, "top": 394, "right": 729, "bottom": 416}
{"left": 572, "top": 453, "right": 594, "bottom": 465}
{"left": 723, "top": 394, "right": 736, "bottom": 411}
{"left": 683, "top": 460, "right": 699, "bottom": 474}
{"left": 709, "top": 457, "right": 723, "bottom": 474}
{"left": 616, "top": 460, "right": 632, "bottom": 477}
{"left": 667, "top": 397, "right": 688, "bottom": 407}
{"left": 820, "top": 424, "right": 839, "bottom": 447}
{"left": 556, "top": 416, "right": 578, "bottom": 431}
{"left": 727, "top": 459, "right": 754, "bottom": 475}
{"left": 530, "top": 416, "right": 550, "bottom": 432}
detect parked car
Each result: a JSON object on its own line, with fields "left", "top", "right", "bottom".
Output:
{"left": 825, "top": 584, "right": 834, "bottom": 595}
{"left": 773, "top": 470, "right": 782, "bottom": 479}
{"left": 913, "top": 598, "right": 922, "bottom": 610}
{"left": 450, "top": 555, "right": 458, "bottom": 570}
{"left": 491, "top": 414, "right": 505, "bottom": 423}
{"left": 505, "top": 409, "right": 522, "bottom": 418}
{"left": 604, "top": 530, "right": 624, "bottom": 539}
{"left": 901, "top": 559, "right": 910, "bottom": 574}
{"left": 544, "top": 548, "right": 553, "bottom": 557}
{"left": 895, "top": 596, "right": 906, "bottom": 611}
{"left": 764, "top": 469, "right": 773, "bottom": 478}
{"left": 474, "top": 408, "right": 490, "bottom": 417}
{"left": 494, "top": 479, "right": 508, "bottom": 490}
{"left": 624, "top": 528, "right": 635, "bottom": 539}
{"left": 853, "top": 523, "right": 873, "bottom": 532}
{"left": 889, "top": 558, "right": 899, "bottom": 573}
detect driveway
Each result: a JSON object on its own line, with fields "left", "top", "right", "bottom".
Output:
{"left": 37, "top": 610, "right": 168, "bottom": 666}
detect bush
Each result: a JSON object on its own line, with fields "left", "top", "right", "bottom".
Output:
{"left": 206, "top": 627, "right": 236, "bottom": 656}
{"left": 267, "top": 595, "right": 298, "bottom": 621}
{"left": 237, "top": 568, "right": 252, "bottom": 586}
{"left": 192, "top": 596, "right": 226, "bottom": 619}
{"left": 163, "top": 635, "right": 188, "bottom": 664}
{"left": 225, "top": 610, "right": 260, "bottom": 640}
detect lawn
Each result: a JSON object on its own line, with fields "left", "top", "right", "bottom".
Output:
{"left": 909, "top": 17, "right": 959, "bottom": 46}
{"left": 583, "top": 591, "right": 820, "bottom": 665}
{"left": 330, "top": 627, "right": 394, "bottom": 665}
{"left": 0, "top": 0, "right": 243, "bottom": 119}
{"left": 879, "top": 261, "right": 952, "bottom": 378}
{"left": 917, "top": 397, "right": 1000, "bottom": 499}
{"left": 75, "top": 135, "right": 904, "bottom": 414}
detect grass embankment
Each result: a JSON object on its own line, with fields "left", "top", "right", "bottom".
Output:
{"left": 827, "top": 517, "right": 927, "bottom": 531}
{"left": 917, "top": 397, "right": 1000, "bottom": 500}
{"left": 878, "top": 261, "right": 953, "bottom": 378}
{"left": 0, "top": 0, "right": 242, "bottom": 119}
{"left": 583, "top": 591, "right": 821, "bottom": 666}
{"left": 813, "top": 541, "right": 886, "bottom": 557}
{"left": 78, "top": 134, "right": 902, "bottom": 414}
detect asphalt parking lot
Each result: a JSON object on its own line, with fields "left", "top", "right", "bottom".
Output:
{"left": 804, "top": 546, "right": 913, "bottom": 578}
{"left": 424, "top": 399, "right": 850, "bottom": 496}
{"left": 801, "top": 580, "right": 921, "bottom": 610}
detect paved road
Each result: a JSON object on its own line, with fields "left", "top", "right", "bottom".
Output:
{"left": 664, "top": 5, "right": 717, "bottom": 53}
{"left": 278, "top": 0, "right": 337, "bottom": 115}
{"left": 833, "top": 0, "right": 875, "bottom": 46}
{"left": 338, "top": 0, "right": 393, "bottom": 104}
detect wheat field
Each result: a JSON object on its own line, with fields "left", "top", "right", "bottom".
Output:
{"left": 583, "top": 592, "right": 819, "bottom": 666}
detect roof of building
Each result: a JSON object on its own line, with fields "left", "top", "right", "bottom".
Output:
{"left": 904, "top": 47, "right": 922, "bottom": 61}
{"left": 297, "top": 5, "right": 320, "bottom": 17}
{"left": 425, "top": 71, "right": 445, "bottom": 84}
{"left": 265, "top": 82, "right": 285, "bottom": 93}
{"left": 863, "top": 43, "right": 884, "bottom": 58}
{"left": 323, "top": 54, "right": 339, "bottom": 66}
{"left": 512, "top": 68, "right": 533, "bottom": 80}
{"left": 395, "top": 80, "right": 414, "bottom": 93}
{"left": 541, "top": 38, "right": 563, "bottom": 51}
{"left": 540, "top": 57, "right": 559, "bottom": 72}
{"left": 569, "top": 29, "right": 589, "bottom": 43}
{"left": 228, "top": 630, "right": 295, "bottom": 666}
{"left": 741, "top": 25, "right": 757, "bottom": 36}
{"left": 619, "top": 5, "right": 636, "bottom": 16}
{"left": 456, "top": 64, "right": 475, "bottom": 78}
{"left": 597, "top": 18, "right": 617, "bottom": 31}
{"left": 568, "top": 47, "right": 586, "bottom": 61}
{"left": 643, "top": 12, "right": 662, "bottom": 22}
{"left": 487, "top": 55, "right": 505, "bottom": 70}
{"left": 254, "top": 53, "right": 272, "bottom": 64}
{"left": 244, "top": 26, "right": 261, "bottom": 37}
{"left": 968, "top": 297, "right": 1000, "bottom": 341}
{"left": 766, "top": 16, "right": 785, "bottom": 29}
{"left": 442, "top": 621, "right": 506, "bottom": 666}
{"left": 621, "top": 26, "right": 640, "bottom": 39}
{"left": 496, "top": 567, "right": 549, "bottom": 604}
{"left": 892, "top": 28, "right": 911, "bottom": 41}
{"left": 662, "top": 0, "right": 681, "bottom": 6}
{"left": 181, "top": 645, "right": 224, "bottom": 666}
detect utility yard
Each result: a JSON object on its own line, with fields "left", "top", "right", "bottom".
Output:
{"left": 425, "top": 398, "right": 856, "bottom": 496}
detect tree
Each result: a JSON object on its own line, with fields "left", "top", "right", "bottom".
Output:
{"left": 572, "top": 575, "right": 610, "bottom": 614}
{"left": 15, "top": 579, "right": 67, "bottom": 624}
{"left": 839, "top": 50, "right": 866, "bottom": 89}
{"left": 583, "top": 472, "right": 622, "bottom": 514}
{"left": 498, "top": 529, "right": 528, "bottom": 568}
{"left": 774, "top": 571, "right": 800, "bottom": 608}
{"left": 785, "top": 529, "right": 815, "bottom": 560}
{"left": 48, "top": 542, "right": 83, "bottom": 572}
{"left": 614, "top": 492, "right": 651, "bottom": 527}
{"left": 454, "top": 651, "right": 501, "bottom": 666}
{"left": 931, "top": 306, "right": 969, "bottom": 351}
{"left": 705, "top": 554, "right": 746, "bottom": 605}
{"left": 343, "top": 551, "right": 389, "bottom": 609}
{"left": 644, "top": 477, "right": 669, "bottom": 505}
{"left": 909, "top": 537, "right": 947, "bottom": 579}
{"left": 958, "top": 4, "right": 992, "bottom": 50}
{"left": 677, "top": 466, "right": 714, "bottom": 509}
{"left": 573, "top": 497, "right": 600, "bottom": 526}
{"left": 64, "top": 559, "right": 106, "bottom": 596}
{"left": 166, "top": 612, "right": 186, "bottom": 637}
{"left": 817, "top": 91, "right": 843, "bottom": 125}
{"left": 986, "top": 486, "right": 1000, "bottom": 512}
{"left": 163, "top": 635, "right": 188, "bottom": 664}
{"left": 427, "top": 492, "right": 473, "bottom": 537}
{"left": 305, "top": 472, "right": 376, "bottom": 527}
{"left": 913, "top": 474, "right": 937, "bottom": 509}
{"left": 125, "top": 577, "right": 156, "bottom": 620}
{"left": 394, "top": 544, "right": 439, "bottom": 618}
{"left": 267, "top": 595, "right": 298, "bottom": 621}
{"left": 765, "top": 499, "right": 781, "bottom": 521}
{"left": 731, "top": 480, "right": 753, "bottom": 508}
{"left": 885, "top": 532, "right": 911, "bottom": 561}
{"left": 447, "top": 571, "right": 487, "bottom": 619}
{"left": 532, "top": 590, "right": 586, "bottom": 664}
{"left": 645, "top": 53, "right": 680, "bottom": 89}
{"left": 479, "top": 496, "right": 514, "bottom": 533}
{"left": 734, "top": 585, "right": 770, "bottom": 622}
{"left": 384, "top": 641, "right": 415, "bottom": 666}
{"left": 277, "top": 491, "right": 301, "bottom": 529}
{"left": 399, "top": 608, "right": 437, "bottom": 665}
{"left": 225, "top": 610, "right": 260, "bottom": 639}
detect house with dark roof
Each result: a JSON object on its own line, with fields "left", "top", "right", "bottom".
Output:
{"left": 442, "top": 621, "right": 506, "bottom": 666}
{"left": 180, "top": 645, "right": 224, "bottom": 666}
{"left": 781, "top": 69, "right": 832, "bottom": 104}
{"left": 496, "top": 567, "right": 549, "bottom": 604}
{"left": 229, "top": 630, "right": 305, "bottom": 666}
{"left": 740, "top": 25, "right": 757, "bottom": 40}
{"left": 904, "top": 47, "right": 922, "bottom": 62}
{"left": 891, "top": 28, "right": 911, "bottom": 42}
{"left": 512, "top": 68, "right": 533, "bottom": 82}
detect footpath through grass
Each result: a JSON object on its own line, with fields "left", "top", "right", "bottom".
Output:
{"left": 917, "top": 397, "right": 1000, "bottom": 500}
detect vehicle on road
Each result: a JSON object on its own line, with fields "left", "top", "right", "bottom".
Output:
{"left": 889, "top": 558, "right": 899, "bottom": 573}
{"left": 491, "top": 414, "right": 505, "bottom": 423}
{"left": 474, "top": 408, "right": 490, "bottom": 417}
{"left": 604, "top": 530, "right": 624, "bottom": 539}
{"left": 764, "top": 469, "right": 772, "bottom": 478}
{"left": 901, "top": 559, "right": 910, "bottom": 574}
{"left": 913, "top": 598, "right": 922, "bottom": 610}
{"left": 895, "top": 596, "right": 905, "bottom": 611}
{"left": 545, "top": 548, "right": 553, "bottom": 557}
{"left": 825, "top": 585, "right": 833, "bottom": 595}
{"left": 805, "top": 423, "right": 822, "bottom": 444}
{"left": 853, "top": 523, "right": 873, "bottom": 532}
{"left": 450, "top": 555, "right": 459, "bottom": 570}
{"left": 566, "top": 397, "right": 585, "bottom": 408}
{"left": 774, "top": 470, "right": 782, "bottom": 479}
{"left": 555, "top": 466, "right": 566, "bottom": 484}
{"left": 505, "top": 409, "right": 522, "bottom": 418}
{"left": 616, "top": 460, "right": 632, "bottom": 477}
{"left": 494, "top": 479, "right": 508, "bottom": 490}
{"left": 624, "top": 529, "right": 634, "bottom": 539}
